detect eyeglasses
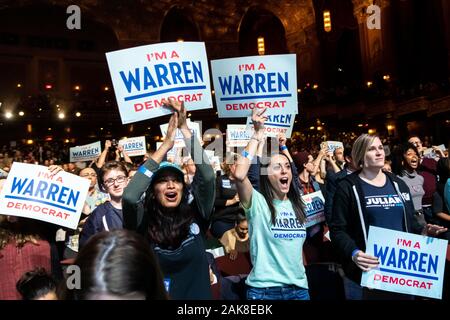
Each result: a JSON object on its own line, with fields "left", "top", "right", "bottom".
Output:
{"left": 103, "top": 175, "right": 127, "bottom": 187}
{"left": 80, "top": 173, "right": 97, "bottom": 178}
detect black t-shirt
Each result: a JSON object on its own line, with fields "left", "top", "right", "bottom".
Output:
{"left": 359, "top": 176, "right": 405, "bottom": 232}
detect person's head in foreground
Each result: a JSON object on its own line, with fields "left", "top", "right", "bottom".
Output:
{"left": 64, "top": 229, "right": 167, "bottom": 300}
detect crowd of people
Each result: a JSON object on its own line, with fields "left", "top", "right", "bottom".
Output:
{"left": 1, "top": 100, "right": 449, "bottom": 301}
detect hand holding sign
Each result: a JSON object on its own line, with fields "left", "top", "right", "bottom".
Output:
{"left": 164, "top": 98, "right": 188, "bottom": 129}
{"left": 352, "top": 250, "right": 379, "bottom": 272}
{"left": 251, "top": 107, "right": 268, "bottom": 133}
{"left": 48, "top": 165, "right": 64, "bottom": 178}
{"left": 424, "top": 223, "right": 448, "bottom": 237}
{"left": 278, "top": 133, "right": 287, "bottom": 147}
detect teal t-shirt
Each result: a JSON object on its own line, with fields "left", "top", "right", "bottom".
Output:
{"left": 244, "top": 189, "right": 308, "bottom": 289}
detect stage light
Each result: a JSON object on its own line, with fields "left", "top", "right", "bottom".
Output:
{"left": 18, "top": 111, "right": 24, "bottom": 116}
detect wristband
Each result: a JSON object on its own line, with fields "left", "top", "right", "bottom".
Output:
{"left": 280, "top": 145, "right": 288, "bottom": 151}
{"left": 241, "top": 150, "right": 254, "bottom": 161}
{"left": 351, "top": 249, "right": 360, "bottom": 258}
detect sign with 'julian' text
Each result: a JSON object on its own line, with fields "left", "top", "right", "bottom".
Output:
{"left": 0, "top": 162, "right": 90, "bottom": 229}
{"left": 361, "top": 226, "right": 448, "bottom": 299}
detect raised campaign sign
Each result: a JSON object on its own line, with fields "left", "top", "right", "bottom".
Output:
{"left": 226, "top": 124, "right": 252, "bottom": 147}
{"left": 302, "top": 190, "right": 326, "bottom": 228}
{"left": 70, "top": 141, "right": 101, "bottom": 162}
{"left": 211, "top": 54, "right": 298, "bottom": 118}
{"left": 160, "top": 119, "right": 201, "bottom": 148}
{"left": 246, "top": 114, "right": 295, "bottom": 138}
{"left": 119, "top": 136, "right": 147, "bottom": 157}
{"left": 361, "top": 226, "right": 448, "bottom": 299}
{"left": 0, "top": 162, "right": 90, "bottom": 229}
{"left": 106, "top": 42, "right": 213, "bottom": 124}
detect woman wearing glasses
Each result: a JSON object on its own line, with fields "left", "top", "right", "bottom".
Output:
{"left": 79, "top": 161, "right": 129, "bottom": 250}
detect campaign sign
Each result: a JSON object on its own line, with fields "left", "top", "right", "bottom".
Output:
{"left": 302, "top": 190, "right": 326, "bottom": 228}
{"left": 361, "top": 226, "right": 448, "bottom": 299}
{"left": 0, "top": 162, "right": 90, "bottom": 229}
{"left": 160, "top": 119, "right": 201, "bottom": 148}
{"left": 226, "top": 125, "right": 253, "bottom": 147}
{"left": 106, "top": 42, "right": 213, "bottom": 124}
{"left": 321, "top": 141, "right": 344, "bottom": 153}
{"left": 423, "top": 144, "right": 446, "bottom": 160}
{"left": 211, "top": 54, "right": 298, "bottom": 118}
{"left": 118, "top": 136, "right": 147, "bottom": 157}
{"left": 246, "top": 114, "right": 295, "bottom": 138}
{"left": 70, "top": 141, "right": 101, "bottom": 162}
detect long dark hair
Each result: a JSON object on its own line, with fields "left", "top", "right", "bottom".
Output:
{"left": 64, "top": 230, "right": 167, "bottom": 300}
{"left": 144, "top": 177, "right": 193, "bottom": 249}
{"left": 259, "top": 153, "right": 306, "bottom": 225}
{"left": 16, "top": 267, "right": 56, "bottom": 300}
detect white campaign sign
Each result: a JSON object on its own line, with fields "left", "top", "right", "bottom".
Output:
{"left": 211, "top": 54, "right": 298, "bottom": 118}
{"left": 302, "top": 190, "right": 326, "bottom": 228}
{"left": 321, "top": 141, "right": 344, "bottom": 153}
{"left": 160, "top": 119, "right": 201, "bottom": 148}
{"left": 70, "top": 141, "right": 101, "bottom": 162}
{"left": 361, "top": 226, "right": 448, "bottom": 299}
{"left": 246, "top": 114, "right": 295, "bottom": 138}
{"left": 106, "top": 42, "right": 213, "bottom": 124}
{"left": 118, "top": 136, "right": 147, "bottom": 157}
{"left": 0, "top": 162, "right": 90, "bottom": 229}
{"left": 226, "top": 124, "right": 253, "bottom": 147}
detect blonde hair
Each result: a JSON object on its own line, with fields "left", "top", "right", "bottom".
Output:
{"left": 351, "top": 134, "right": 379, "bottom": 169}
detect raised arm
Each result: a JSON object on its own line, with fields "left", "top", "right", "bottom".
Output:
{"left": 167, "top": 98, "right": 216, "bottom": 221}
{"left": 234, "top": 108, "right": 267, "bottom": 208}
{"left": 122, "top": 113, "right": 177, "bottom": 231}
{"left": 116, "top": 145, "right": 133, "bottom": 164}
{"left": 247, "top": 136, "right": 266, "bottom": 191}
{"left": 96, "top": 140, "right": 111, "bottom": 169}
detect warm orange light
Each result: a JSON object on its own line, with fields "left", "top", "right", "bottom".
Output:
{"left": 74, "top": 85, "right": 80, "bottom": 91}
{"left": 367, "top": 81, "right": 373, "bottom": 87}
{"left": 323, "top": 10, "right": 332, "bottom": 32}
{"left": 257, "top": 37, "right": 265, "bottom": 55}
{"left": 45, "top": 84, "right": 53, "bottom": 90}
